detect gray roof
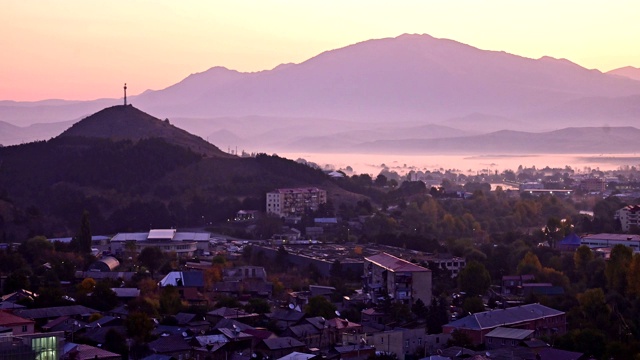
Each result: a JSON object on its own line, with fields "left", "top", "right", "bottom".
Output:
{"left": 262, "top": 337, "right": 305, "bottom": 350}
{"left": 277, "top": 352, "right": 317, "bottom": 360}
{"left": 159, "top": 271, "right": 205, "bottom": 287}
{"left": 288, "top": 323, "right": 319, "bottom": 337}
{"left": 444, "top": 303, "right": 563, "bottom": 330}
{"left": 175, "top": 312, "right": 198, "bottom": 325}
{"left": 149, "top": 334, "right": 192, "bottom": 353}
{"left": 484, "top": 327, "right": 534, "bottom": 340}
{"left": 13, "top": 305, "right": 98, "bottom": 320}
{"left": 110, "top": 288, "right": 140, "bottom": 298}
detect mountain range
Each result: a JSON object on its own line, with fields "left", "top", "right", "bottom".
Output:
{"left": 1, "top": 33, "right": 640, "bottom": 155}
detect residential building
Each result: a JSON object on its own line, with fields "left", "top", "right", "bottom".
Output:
{"left": 501, "top": 274, "right": 535, "bottom": 296}
{"left": 580, "top": 177, "right": 606, "bottom": 192}
{"left": 266, "top": 187, "right": 327, "bottom": 217}
{"left": 442, "top": 303, "right": 566, "bottom": 345}
{"left": 363, "top": 253, "right": 432, "bottom": 307}
{"left": 617, "top": 205, "right": 640, "bottom": 232}
{"left": 0, "top": 311, "right": 35, "bottom": 335}
{"left": 423, "top": 254, "right": 466, "bottom": 278}
{"left": 0, "top": 331, "right": 64, "bottom": 359}
{"left": 256, "top": 337, "right": 306, "bottom": 358}
{"left": 158, "top": 271, "right": 206, "bottom": 304}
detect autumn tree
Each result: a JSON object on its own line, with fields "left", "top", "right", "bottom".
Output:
{"left": 605, "top": 244, "right": 632, "bottom": 295}
{"left": 305, "top": 295, "right": 337, "bottom": 319}
{"left": 517, "top": 251, "right": 543, "bottom": 276}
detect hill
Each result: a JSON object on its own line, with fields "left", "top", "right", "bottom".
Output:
{"left": 0, "top": 106, "right": 363, "bottom": 241}
{"left": 59, "top": 105, "right": 232, "bottom": 158}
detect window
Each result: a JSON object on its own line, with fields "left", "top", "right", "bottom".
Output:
{"left": 405, "top": 340, "right": 409, "bottom": 348}
{"left": 22, "top": 325, "right": 27, "bottom": 332}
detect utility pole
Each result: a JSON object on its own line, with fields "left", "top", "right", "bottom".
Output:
{"left": 124, "top": 83, "right": 127, "bottom": 106}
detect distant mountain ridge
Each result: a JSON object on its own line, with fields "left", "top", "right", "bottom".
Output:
{"left": 2, "top": 33, "right": 640, "bottom": 155}
{"left": 607, "top": 66, "right": 640, "bottom": 81}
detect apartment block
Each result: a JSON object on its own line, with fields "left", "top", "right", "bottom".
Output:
{"left": 266, "top": 187, "right": 327, "bottom": 217}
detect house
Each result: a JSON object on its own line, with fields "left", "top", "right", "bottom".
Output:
{"left": 330, "top": 344, "right": 375, "bottom": 360}
{"left": 364, "top": 253, "right": 432, "bottom": 307}
{"left": 256, "top": 337, "right": 306, "bottom": 358}
{"left": 442, "top": 303, "right": 566, "bottom": 346}
{"left": 62, "top": 343, "right": 122, "bottom": 360}
{"left": 158, "top": 271, "right": 206, "bottom": 304}
{"left": 206, "top": 308, "right": 259, "bottom": 325}
{"left": 366, "top": 327, "right": 427, "bottom": 360}
{"left": 501, "top": 275, "right": 536, "bottom": 296}
{"left": 484, "top": 327, "right": 534, "bottom": 349}
{"left": 147, "top": 334, "right": 192, "bottom": 359}
{"left": 0, "top": 310, "right": 35, "bottom": 335}
{"left": 12, "top": 305, "right": 99, "bottom": 327}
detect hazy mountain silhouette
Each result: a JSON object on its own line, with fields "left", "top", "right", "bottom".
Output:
{"left": 3, "top": 33, "right": 640, "bottom": 155}
{"left": 351, "top": 126, "right": 640, "bottom": 154}
{"left": 59, "top": 105, "right": 232, "bottom": 158}
{"left": 607, "top": 66, "right": 640, "bottom": 81}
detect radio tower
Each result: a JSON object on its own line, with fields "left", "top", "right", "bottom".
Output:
{"left": 124, "top": 83, "right": 127, "bottom": 106}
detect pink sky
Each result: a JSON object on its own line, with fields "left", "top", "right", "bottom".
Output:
{"left": 2, "top": 1, "right": 639, "bottom": 101}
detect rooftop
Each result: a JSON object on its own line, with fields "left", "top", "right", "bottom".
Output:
{"left": 444, "top": 303, "right": 564, "bottom": 330}
{"left": 365, "top": 252, "right": 430, "bottom": 273}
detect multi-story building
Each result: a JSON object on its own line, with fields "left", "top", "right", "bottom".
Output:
{"left": 617, "top": 205, "right": 640, "bottom": 232}
{"left": 423, "top": 254, "right": 466, "bottom": 278}
{"left": 580, "top": 177, "right": 606, "bottom": 192}
{"left": 580, "top": 233, "right": 640, "bottom": 250}
{"left": 442, "top": 303, "right": 566, "bottom": 346}
{"left": 266, "top": 187, "right": 327, "bottom": 217}
{"left": 110, "top": 229, "right": 204, "bottom": 258}
{"left": 363, "top": 253, "right": 432, "bottom": 307}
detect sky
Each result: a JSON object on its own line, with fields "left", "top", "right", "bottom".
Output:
{"left": 2, "top": 1, "right": 639, "bottom": 101}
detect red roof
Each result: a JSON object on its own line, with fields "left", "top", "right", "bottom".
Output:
{"left": 0, "top": 310, "right": 34, "bottom": 326}
{"left": 365, "top": 253, "right": 430, "bottom": 272}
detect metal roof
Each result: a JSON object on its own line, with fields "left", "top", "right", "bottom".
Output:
{"left": 444, "top": 303, "right": 564, "bottom": 330}
{"left": 365, "top": 252, "right": 429, "bottom": 273}
{"left": 148, "top": 229, "right": 177, "bottom": 240}
{"left": 485, "top": 326, "right": 534, "bottom": 340}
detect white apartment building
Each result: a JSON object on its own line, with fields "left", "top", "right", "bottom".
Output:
{"left": 266, "top": 187, "right": 327, "bottom": 217}
{"left": 616, "top": 205, "right": 640, "bottom": 232}
{"left": 364, "top": 252, "right": 432, "bottom": 307}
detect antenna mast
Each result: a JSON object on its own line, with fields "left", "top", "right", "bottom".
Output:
{"left": 124, "top": 83, "right": 127, "bottom": 106}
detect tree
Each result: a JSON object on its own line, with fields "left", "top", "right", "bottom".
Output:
{"left": 125, "top": 311, "right": 154, "bottom": 343}
{"left": 73, "top": 210, "right": 92, "bottom": 253}
{"left": 137, "top": 247, "right": 165, "bottom": 277}
{"left": 627, "top": 253, "right": 640, "bottom": 297}
{"left": 605, "top": 244, "right": 632, "bottom": 295}
{"left": 159, "top": 285, "right": 183, "bottom": 315}
{"left": 517, "top": 251, "right": 542, "bottom": 275}
{"left": 462, "top": 296, "right": 485, "bottom": 314}
{"left": 458, "top": 261, "right": 491, "bottom": 296}
{"left": 245, "top": 298, "right": 271, "bottom": 314}
{"left": 305, "top": 295, "right": 337, "bottom": 319}
{"left": 375, "top": 174, "right": 388, "bottom": 187}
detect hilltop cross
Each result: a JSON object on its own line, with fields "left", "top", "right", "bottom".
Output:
{"left": 123, "top": 83, "right": 127, "bottom": 106}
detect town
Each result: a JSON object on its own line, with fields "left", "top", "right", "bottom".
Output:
{"left": 2, "top": 164, "right": 640, "bottom": 360}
